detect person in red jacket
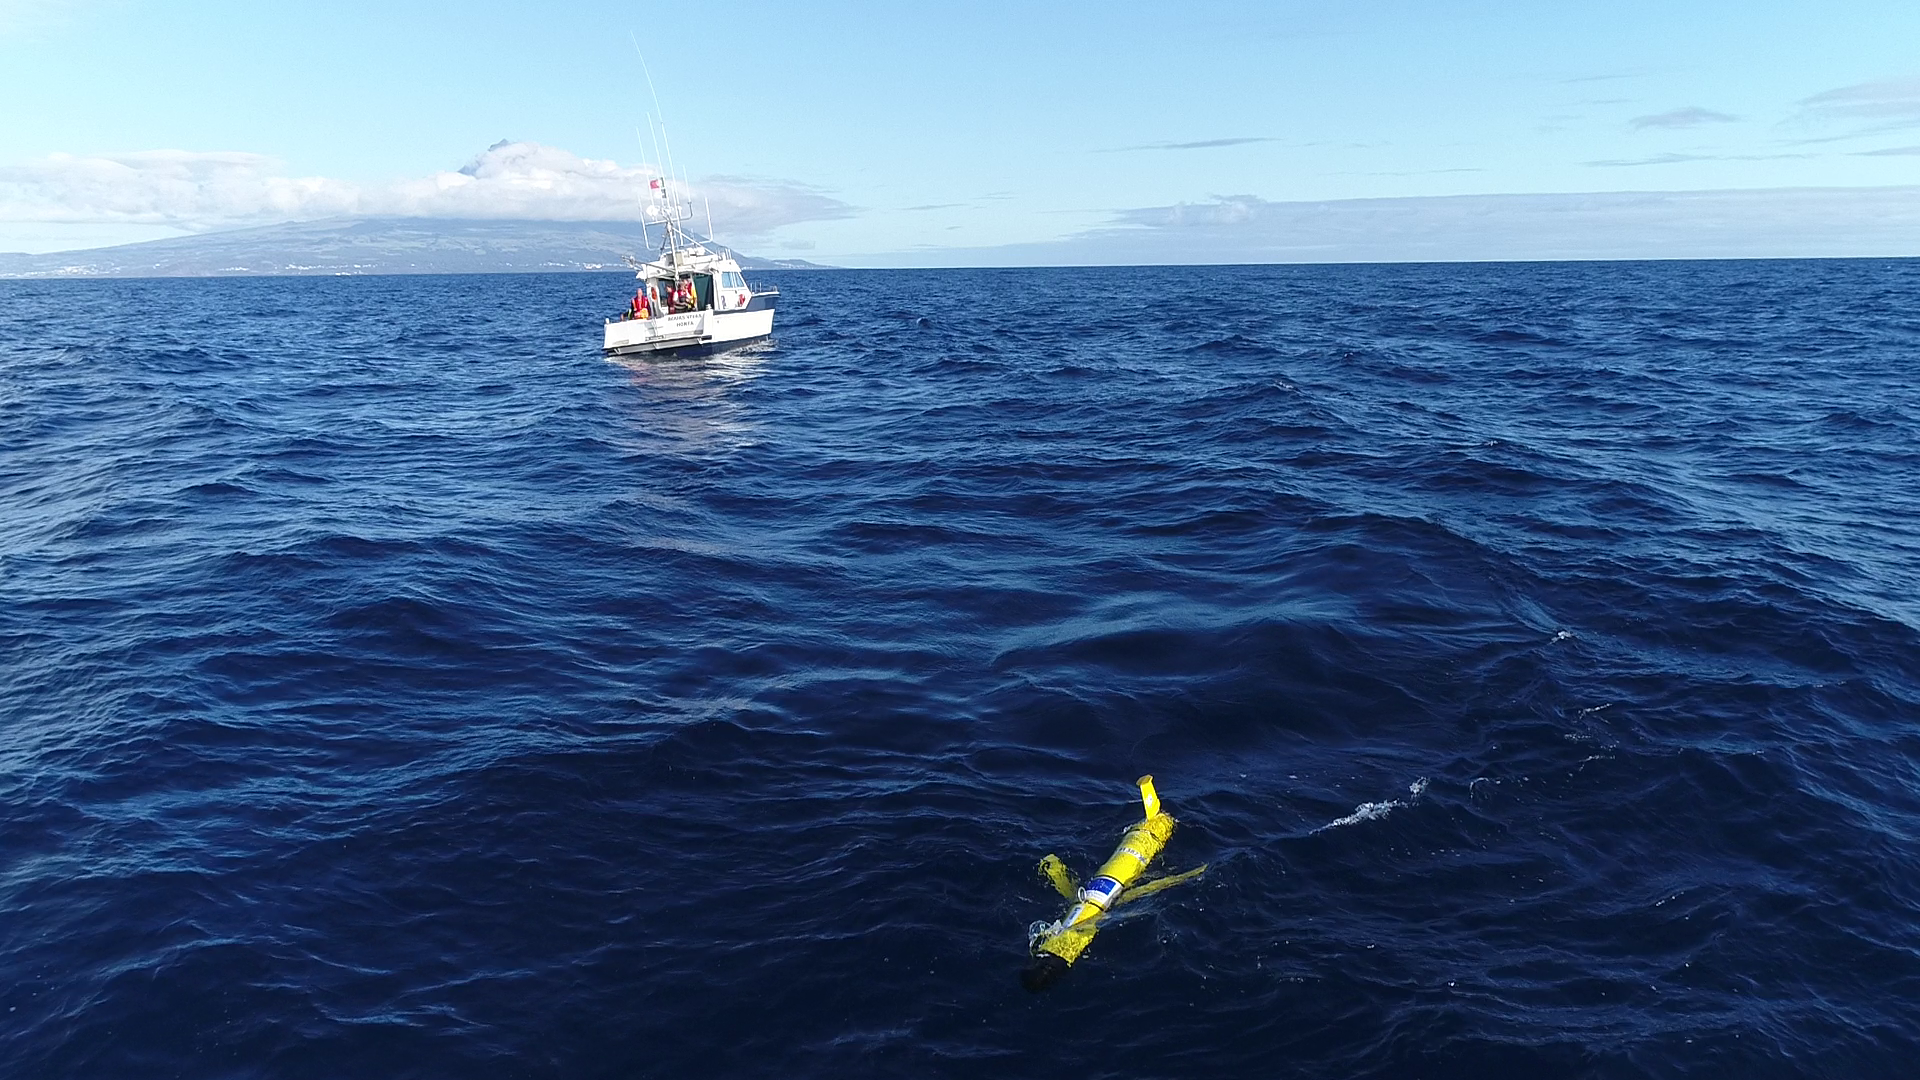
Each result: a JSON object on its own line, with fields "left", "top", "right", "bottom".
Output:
{"left": 628, "top": 287, "right": 650, "bottom": 320}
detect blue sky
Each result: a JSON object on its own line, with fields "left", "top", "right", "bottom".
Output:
{"left": 2, "top": 0, "right": 1918, "bottom": 261}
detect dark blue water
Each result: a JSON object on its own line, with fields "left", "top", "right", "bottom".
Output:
{"left": 3, "top": 262, "right": 1919, "bottom": 1078}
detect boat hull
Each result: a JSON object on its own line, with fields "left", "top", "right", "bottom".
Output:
{"left": 603, "top": 296, "right": 776, "bottom": 356}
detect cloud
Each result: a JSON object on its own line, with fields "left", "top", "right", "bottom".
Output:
{"left": 1801, "top": 78, "right": 1920, "bottom": 120}
{"left": 1361, "top": 167, "right": 1487, "bottom": 177}
{"left": 1796, "top": 78, "right": 1920, "bottom": 134}
{"left": 0, "top": 0, "right": 83, "bottom": 38}
{"left": 0, "top": 150, "right": 363, "bottom": 228}
{"left": 0, "top": 141, "right": 853, "bottom": 238}
{"left": 1630, "top": 107, "right": 1739, "bottom": 129}
{"left": 852, "top": 187, "right": 1920, "bottom": 266}
{"left": 1584, "top": 152, "right": 1713, "bottom": 167}
{"left": 1118, "top": 194, "right": 1266, "bottom": 227}
{"left": 1583, "top": 151, "right": 1810, "bottom": 167}
{"left": 1856, "top": 145, "right": 1920, "bottom": 156}
{"left": 676, "top": 174, "right": 854, "bottom": 238}
{"left": 1103, "top": 137, "right": 1279, "bottom": 152}
{"left": 1559, "top": 70, "right": 1661, "bottom": 85}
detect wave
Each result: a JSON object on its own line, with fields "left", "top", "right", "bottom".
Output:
{"left": 4, "top": 262, "right": 1920, "bottom": 1077}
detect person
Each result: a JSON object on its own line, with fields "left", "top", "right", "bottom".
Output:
{"left": 628, "top": 287, "right": 649, "bottom": 320}
{"left": 673, "top": 278, "right": 694, "bottom": 313}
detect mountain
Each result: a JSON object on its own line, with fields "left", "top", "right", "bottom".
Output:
{"left": 0, "top": 218, "right": 835, "bottom": 278}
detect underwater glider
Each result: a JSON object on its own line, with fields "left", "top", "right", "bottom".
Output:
{"left": 1022, "top": 775, "right": 1206, "bottom": 992}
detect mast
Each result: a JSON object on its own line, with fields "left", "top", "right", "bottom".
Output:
{"left": 631, "top": 40, "right": 694, "bottom": 264}
{"left": 640, "top": 139, "right": 695, "bottom": 263}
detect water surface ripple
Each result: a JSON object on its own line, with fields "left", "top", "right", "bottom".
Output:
{"left": 3, "top": 262, "right": 1918, "bottom": 1078}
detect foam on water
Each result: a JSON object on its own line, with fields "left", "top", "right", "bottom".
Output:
{"left": 1318, "top": 777, "right": 1431, "bottom": 830}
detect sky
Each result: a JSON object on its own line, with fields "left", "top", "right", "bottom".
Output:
{"left": 2, "top": 0, "right": 1918, "bottom": 263}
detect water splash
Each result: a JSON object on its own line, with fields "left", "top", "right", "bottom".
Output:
{"left": 1317, "top": 777, "right": 1430, "bottom": 831}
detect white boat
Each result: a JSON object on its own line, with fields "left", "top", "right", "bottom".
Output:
{"left": 603, "top": 173, "right": 778, "bottom": 357}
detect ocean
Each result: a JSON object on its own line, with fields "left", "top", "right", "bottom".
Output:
{"left": 2, "top": 261, "right": 1918, "bottom": 1078}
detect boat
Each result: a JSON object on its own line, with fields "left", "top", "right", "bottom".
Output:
{"left": 603, "top": 171, "right": 778, "bottom": 357}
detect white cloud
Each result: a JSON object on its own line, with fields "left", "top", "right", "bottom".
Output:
{"left": 687, "top": 173, "right": 857, "bottom": 239}
{"left": 0, "top": 141, "right": 853, "bottom": 239}
{"left": 0, "top": 0, "right": 81, "bottom": 38}
{"left": 1583, "top": 151, "right": 1811, "bottom": 168}
{"left": 1630, "top": 107, "right": 1739, "bottom": 130}
{"left": 1121, "top": 193, "right": 1267, "bottom": 227}
{"left": 853, "top": 187, "right": 1920, "bottom": 266}
{"left": 0, "top": 150, "right": 359, "bottom": 228}
{"left": 1101, "top": 137, "right": 1281, "bottom": 152}
{"left": 1797, "top": 78, "right": 1920, "bottom": 133}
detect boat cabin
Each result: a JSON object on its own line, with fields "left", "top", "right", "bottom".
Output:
{"left": 642, "top": 266, "right": 756, "bottom": 315}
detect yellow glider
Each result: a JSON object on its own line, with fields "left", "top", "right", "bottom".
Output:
{"left": 1022, "top": 775, "right": 1206, "bottom": 991}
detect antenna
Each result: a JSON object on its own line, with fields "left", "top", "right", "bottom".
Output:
{"left": 705, "top": 196, "right": 715, "bottom": 245}
{"left": 646, "top": 112, "right": 668, "bottom": 241}
{"left": 630, "top": 34, "right": 680, "bottom": 254}
{"left": 629, "top": 32, "right": 666, "bottom": 120}
{"left": 633, "top": 126, "right": 653, "bottom": 250}
{"left": 658, "top": 123, "right": 681, "bottom": 210}
{"left": 633, "top": 125, "right": 652, "bottom": 173}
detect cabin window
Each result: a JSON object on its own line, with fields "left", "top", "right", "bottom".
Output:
{"left": 719, "top": 271, "right": 746, "bottom": 289}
